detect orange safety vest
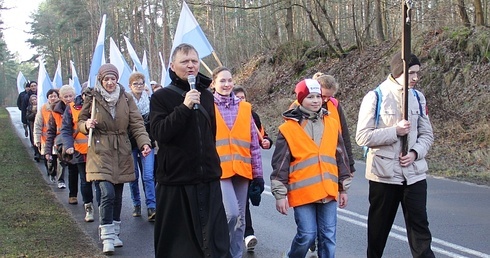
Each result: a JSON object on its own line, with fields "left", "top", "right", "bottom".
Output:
{"left": 215, "top": 101, "right": 253, "bottom": 179}
{"left": 40, "top": 104, "right": 51, "bottom": 144}
{"left": 52, "top": 110, "right": 63, "bottom": 137}
{"left": 279, "top": 116, "right": 340, "bottom": 207}
{"left": 70, "top": 104, "right": 88, "bottom": 154}
{"left": 326, "top": 100, "right": 340, "bottom": 130}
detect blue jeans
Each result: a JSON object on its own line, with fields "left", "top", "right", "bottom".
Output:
{"left": 288, "top": 201, "right": 337, "bottom": 258}
{"left": 98, "top": 181, "right": 124, "bottom": 225}
{"left": 129, "top": 148, "right": 156, "bottom": 209}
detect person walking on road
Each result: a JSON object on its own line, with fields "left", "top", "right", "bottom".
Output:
{"left": 232, "top": 85, "right": 272, "bottom": 252}
{"left": 33, "top": 89, "right": 60, "bottom": 184}
{"left": 17, "top": 81, "right": 30, "bottom": 137}
{"left": 355, "top": 52, "right": 435, "bottom": 258}
{"left": 45, "top": 85, "right": 76, "bottom": 198}
{"left": 150, "top": 43, "right": 230, "bottom": 258}
{"left": 212, "top": 67, "right": 264, "bottom": 258}
{"left": 60, "top": 84, "right": 95, "bottom": 222}
{"left": 26, "top": 94, "right": 41, "bottom": 162}
{"left": 271, "top": 79, "right": 352, "bottom": 258}
{"left": 127, "top": 72, "right": 156, "bottom": 222}
{"left": 78, "top": 63, "right": 152, "bottom": 255}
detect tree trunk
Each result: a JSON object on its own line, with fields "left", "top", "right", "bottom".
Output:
{"left": 457, "top": 0, "right": 471, "bottom": 27}
{"left": 473, "top": 0, "right": 485, "bottom": 26}
{"left": 375, "top": 0, "right": 385, "bottom": 42}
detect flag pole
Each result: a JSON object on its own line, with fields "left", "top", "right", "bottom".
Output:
{"left": 88, "top": 95, "right": 96, "bottom": 147}
{"left": 200, "top": 60, "right": 213, "bottom": 74}
{"left": 212, "top": 51, "right": 223, "bottom": 67}
{"left": 401, "top": 0, "right": 412, "bottom": 156}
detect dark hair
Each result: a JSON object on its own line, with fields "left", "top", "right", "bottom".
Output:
{"left": 171, "top": 43, "right": 199, "bottom": 62}
{"left": 29, "top": 81, "right": 37, "bottom": 86}
{"left": 232, "top": 85, "right": 247, "bottom": 97}
{"left": 46, "top": 89, "right": 59, "bottom": 99}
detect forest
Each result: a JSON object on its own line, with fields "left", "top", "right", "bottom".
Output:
{"left": 0, "top": 0, "right": 488, "bottom": 182}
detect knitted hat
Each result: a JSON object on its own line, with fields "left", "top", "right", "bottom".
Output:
{"left": 97, "top": 63, "right": 119, "bottom": 82}
{"left": 295, "top": 79, "right": 322, "bottom": 104}
{"left": 390, "top": 52, "right": 421, "bottom": 78}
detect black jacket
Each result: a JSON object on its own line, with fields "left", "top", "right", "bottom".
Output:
{"left": 150, "top": 70, "right": 222, "bottom": 185}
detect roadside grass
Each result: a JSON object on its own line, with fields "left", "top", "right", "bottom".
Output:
{"left": 0, "top": 108, "right": 102, "bottom": 257}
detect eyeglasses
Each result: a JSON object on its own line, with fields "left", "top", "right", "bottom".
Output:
{"left": 132, "top": 82, "right": 145, "bottom": 87}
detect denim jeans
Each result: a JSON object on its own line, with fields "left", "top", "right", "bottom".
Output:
{"left": 129, "top": 148, "right": 156, "bottom": 209}
{"left": 288, "top": 201, "right": 337, "bottom": 258}
{"left": 76, "top": 162, "right": 93, "bottom": 204}
{"left": 220, "top": 176, "right": 250, "bottom": 258}
{"left": 98, "top": 181, "right": 124, "bottom": 225}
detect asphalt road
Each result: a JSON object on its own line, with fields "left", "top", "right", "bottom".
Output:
{"left": 7, "top": 107, "right": 490, "bottom": 258}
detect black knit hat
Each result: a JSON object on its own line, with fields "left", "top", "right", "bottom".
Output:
{"left": 390, "top": 52, "right": 421, "bottom": 78}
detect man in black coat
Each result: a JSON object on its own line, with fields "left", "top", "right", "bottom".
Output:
{"left": 150, "top": 43, "right": 230, "bottom": 258}
{"left": 17, "top": 81, "right": 31, "bottom": 137}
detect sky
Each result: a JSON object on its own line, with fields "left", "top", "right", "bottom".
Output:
{"left": 2, "top": 0, "right": 44, "bottom": 61}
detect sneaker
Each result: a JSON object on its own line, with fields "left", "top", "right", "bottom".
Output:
{"left": 244, "top": 235, "right": 258, "bottom": 252}
{"left": 50, "top": 175, "right": 56, "bottom": 183}
{"left": 132, "top": 205, "right": 141, "bottom": 217}
{"left": 68, "top": 197, "right": 78, "bottom": 205}
{"left": 58, "top": 182, "right": 66, "bottom": 189}
{"left": 148, "top": 208, "right": 156, "bottom": 222}
{"left": 84, "top": 203, "right": 94, "bottom": 222}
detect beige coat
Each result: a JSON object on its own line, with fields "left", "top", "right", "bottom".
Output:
{"left": 356, "top": 76, "right": 434, "bottom": 185}
{"left": 78, "top": 84, "right": 151, "bottom": 184}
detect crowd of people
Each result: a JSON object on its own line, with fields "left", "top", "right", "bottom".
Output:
{"left": 16, "top": 43, "right": 434, "bottom": 258}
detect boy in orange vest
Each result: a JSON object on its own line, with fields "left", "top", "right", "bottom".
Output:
{"left": 271, "top": 79, "right": 352, "bottom": 258}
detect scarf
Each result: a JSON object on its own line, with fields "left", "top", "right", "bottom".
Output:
{"left": 96, "top": 82, "right": 121, "bottom": 119}
{"left": 130, "top": 91, "right": 150, "bottom": 116}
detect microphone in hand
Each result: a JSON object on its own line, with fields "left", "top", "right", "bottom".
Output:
{"left": 187, "top": 75, "right": 198, "bottom": 110}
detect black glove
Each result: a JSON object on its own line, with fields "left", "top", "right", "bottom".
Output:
{"left": 249, "top": 178, "right": 265, "bottom": 206}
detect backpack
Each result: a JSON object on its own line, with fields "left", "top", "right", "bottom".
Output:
{"left": 362, "top": 86, "right": 424, "bottom": 158}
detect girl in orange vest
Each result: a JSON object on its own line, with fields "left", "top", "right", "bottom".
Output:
{"left": 271, "top": 79, "right": 352, "bottom": 258}
{"left": 211, "top": 66, "right": 264, "bottom": 258}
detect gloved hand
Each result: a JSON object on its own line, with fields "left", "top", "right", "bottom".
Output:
{"left": 249, "top": 178, "right": 265, "bottom": 206}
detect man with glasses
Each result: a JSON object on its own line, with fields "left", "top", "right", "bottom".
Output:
{"left": 355, "top": 52, "right": 435, "bottom": 258}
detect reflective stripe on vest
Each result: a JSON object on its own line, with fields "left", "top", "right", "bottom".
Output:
{"left": 70, "top": 104, "right": 88, "bottom": 154}
{"left": 279, "top": 116, "right": 340, "bottom": 207}
{"left": 215, "top": 101, "right": 253, "bottom": 179}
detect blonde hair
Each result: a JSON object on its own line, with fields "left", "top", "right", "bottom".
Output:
{"left": 313, "top": 72, "right": 339, "bottom": 95}
{"left": 59, "top": 85, "right": 75, "bottom": 97}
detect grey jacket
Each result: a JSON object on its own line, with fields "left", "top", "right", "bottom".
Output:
{"left": 356, "top": 75, "right": 434, "bottom": 185}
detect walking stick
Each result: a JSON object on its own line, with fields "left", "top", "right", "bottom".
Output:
{"left": 88, "top": 95, "right": 96, "bottom": 147}
{"left": 401, "top": 0, "right": 413, "bottom": 156}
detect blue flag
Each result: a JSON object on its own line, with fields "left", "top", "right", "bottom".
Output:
{"left": 88, "top": 14, "right": 106, "bottom": 88}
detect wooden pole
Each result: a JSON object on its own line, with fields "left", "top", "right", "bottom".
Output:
{"left": 200, "top": 60, "right": 212, "bottom": 75}
{"left": 87, "top": 95, "right": 96, "bottom": 147}
{"left": 212, "top": 51, "right": 223, "bottom": 67}
{"left": 401, "top": 0, "right": 412, "bottom": 156}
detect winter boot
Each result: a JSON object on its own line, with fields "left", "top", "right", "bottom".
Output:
{"left": 113, "top": 220, "right": 123, "bottom": 247}
{"left": 99, "top": 224, "right": 115, "bottom": 255}
{"left": 84, "top": 203, "right": 94, "bottom": 222}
